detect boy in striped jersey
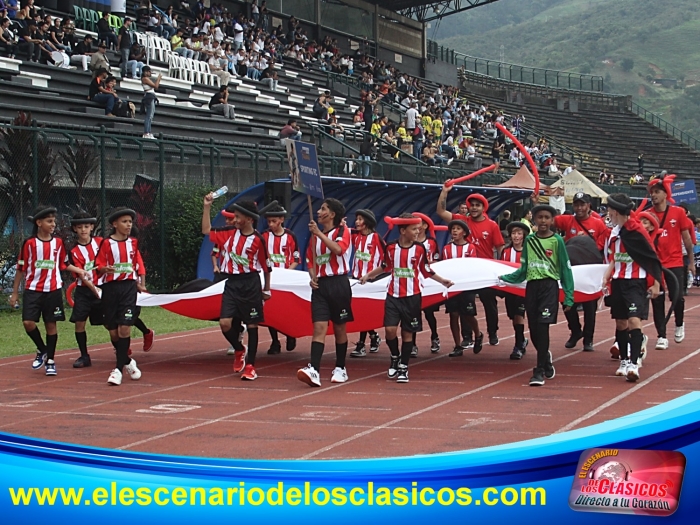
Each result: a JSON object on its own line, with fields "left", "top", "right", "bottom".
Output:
{"left": 442, "top": 219, "right": 483, "bottom": 357}
{"left": 10, "top": 205, "right": 87, "bottom": 376}
{"left": 298, "top": 198, "right": 353, "bottom": 387}
{"left": 96, "top": 208, "right": 146, "bottom": 386}
{"left": 503, "top": 222, "right": 530, "bottom": 360}
{"left": 262, "top": 205, "right": 299, "bottom": 354}
{"left": 350, "top": 209, "right": 384, "bottom": 358}
{"left": 68, "top": 211, "right": 105, "bottom": 369}
{"left": 202, "top": 197, "right": 272, "bottom": 381}
{"left": 360, "top": 214, "right": 453, "bottom": 383}
{"left": 603, "top": 194, "right": 662, "bottom": 382}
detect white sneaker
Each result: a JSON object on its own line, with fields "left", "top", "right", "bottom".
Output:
{"left": 674, "top": 324, "right": 685, "bottom": 343}
{"left": 297, "top": 364, "right": 321, "bottom": 387}
{"left": 107, "top": 368, "right": 123, "bottom": 385}
{"left": 125, "top": 359, "right": 142, "bottom": 380}
{"left": 447, "top": 157, "right": 454, "bottom": 166}
{"left": 626, "top": 363, "right": 640, "bottom": 382}
{"left": 226, "top": 346, "right": 236, "bottom": 355}
{"left": 616, "top": 359, "right": 629, "bottom": 377}
{"left": 330, "top": 367, "right": 348, "bottom": 383}
{"left": 638, "top": 335, "right": 648, "bottom": 367}
{"left": 655, "top": 337, "right": 669, "bottom": 350}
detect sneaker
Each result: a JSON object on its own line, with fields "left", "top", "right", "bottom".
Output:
{"left": 297, "top": 364, "right": 321, "bottom": 387}
{"left": 388, "top": 356, "right": 400, "bottom": 378}
{"left": 583, "top": 341, "right": 594, "bottom": 352}
{"left": 241, "top": 364, "right": 257, "bottom": 380}
{"left": 610, "top": 342, "right": 620, "bottom": 359}
{"left": 509, "top": 345, "right": 524, "bottom": 360}
{"left": 45, "top": 361, "right": 57, "bottom": 376}
{"left": 369, "top": 334, "right": 381, "bottom": 353}
{"left": 448, "top": 346, "right": 463, "bottom": 357}
{"left": 655, "top": 337, "right": 669, "bottom": 350}
{"left": 142, "top": 133, "right": 155, "bottom": 139}
{"left": 396, "top": 365, "right": 409, "bottom": 383}
{"left": 125, "top": 359, "right": 142, "bottom": 380}
{"left": 233, "top": 347, "right": 247, "bottom": 373}
{"left": 626, "top": 363, "right": 640, "bottom": 382}
{"left": 473, "top": 332, "right": 484, "bottom": 354}
{"left": 544, "top": 363, "right": 555, "bottom": 380}
{"left": 460, "top": 337, "right": 474, "bottom": 349}
{"left": 267, "top": 342, "right": 281, "bottom": 355}
{"left": 674, "top": 324, "right": 685, "bottom": 343}
{"left": 330, "top": 367, "right": 348, "bottom": 383}
{"left": 73, "top": 355, "right": 92, "bottom": 368}
{"left": 286, "top": 337, "right": 297, "bottom": 351}
{"left": 638, "top": 335, "right": 648, "bottom": 367}
{"left": 107, "top": 368, "right": 122, "bottom": 386}
{"left": 143, "top": 329, "right": 155, "bottom": 352}
{"left": 410, "top": 345, "right": 419, "bottom": 358}
{"left": 430, "top": 337, "right": 440, "bottom": 353}
{"left": 350, "top": 342, "right": 366, "bottom": 358}
{"left": 488, "top": 334, "right": 499, "bottom": 346}
{"left": 32, "top": 351, "right": 47, "bottom": 370}
{"left": 565, "top": 332, "right": 583, "bottom": 349}
{"left": 616, "top": 359, "right": 629, "bottom": 377}
{"left": 529, "top": 368, "right": 545, "bottom": 386}
{"left": 226, "top": 346, "right": 235, "bottom": 355}
{"left": 447, "top": 157, "right": 454, "bottom": 166}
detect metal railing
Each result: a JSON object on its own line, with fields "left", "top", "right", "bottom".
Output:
{"left": 630, "top": 102, "right": 700, "bottom": 153}
{"left": 427, "top": 40, "right": 604, "bottom": 93}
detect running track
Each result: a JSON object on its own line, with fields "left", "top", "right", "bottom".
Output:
{"left": 0, "top": 293, "right": 699, "bottom": 460}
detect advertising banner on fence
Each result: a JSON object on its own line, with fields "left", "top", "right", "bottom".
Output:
{"left": 671, "top": 179, "right": 698, "bottom": 204}
{"left": 285, "top": 139, "right": 323, "bottom": 199}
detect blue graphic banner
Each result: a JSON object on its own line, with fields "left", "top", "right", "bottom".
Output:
{"left": 286, "top": 140, "right": 323, "bottom": 198}
{"left": 672, "top": 179, "right": 698, "bottom": 204}
{"left": 1, "top": 392, "right": 699, "bottom": 523}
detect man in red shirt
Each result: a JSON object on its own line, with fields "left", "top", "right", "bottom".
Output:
{"left": 437, "top": 183, "right": 505, "bottom": 345}
{"left": 647, "top": 178, "right": 696, "bottom": 349}
{"left": 552, "top": 192, "right": 608, "bottom": 352}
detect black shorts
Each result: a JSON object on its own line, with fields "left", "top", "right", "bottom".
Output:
{"left": 525, "top": 278, "right": 559, "bottom": 325}
{"left": 102, "top": 280, "right": 137, "bottom": 330}
{"left": 445, "top": 292, "right": 477, "bottom": 316}
{"left": 384, "top": 294, "right": 423, "bottom": 332}
{"left": 220, "top": 272, "right": 264, "bottom": 324}
{"left": 610, "top": 278, "right": 649, "bottom": 320}
{"left": 69, "top": 285, "right": 104, "bottom": 325}
{"left": 213, "top": 271, "right": 228, "bottom": 283}
{"left": 311, "top": 275, "right": 353, "bottom": 324}
{"left": 22, "top": 289, "right": 65, "bottom": 323}
{"left": 505, "top": 292, "right": 526, "bottom": 320}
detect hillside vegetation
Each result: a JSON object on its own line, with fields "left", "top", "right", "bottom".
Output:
{"left": 434, "top": 0, "right": 700, "bottom": 137}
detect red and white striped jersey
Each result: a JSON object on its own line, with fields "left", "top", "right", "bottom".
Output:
{"left": 352, "top": 231, "right": 385, "bottom": 278}
{"left": 501, "top": 246, "right": 522, "bottom": 264}
{"left": 17, "top": 236, "right": 69, "bottom": 292}
{"left": 306, "top": 226, "right": 352, "bottom": 278}
{"left": 421, "top": 236, "right": 440, "bottom": 262}
{"left": 262, "top": 229, "right": 300, "bottom": 269}
{"left": 384, "top": 241, "right": 435, "bottom": 298}
{"left": 69, "top": 237, "right": 103, "bottom": 286}
{"left": 604, "top": 230, "right": 646, "bottom": 280}
{"left": 209, "top": 227, "right": 271, "bottom": 275}
{"left": 441, "top": 241, "right": 476, "bottom": 260}
{"left": 95, "top": 237, "right": 141, "bottom": 282}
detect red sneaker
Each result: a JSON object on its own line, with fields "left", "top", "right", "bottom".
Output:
{"left": 128, "top": 348, "right": 132, "bottom": 356}
{"left": 233, "top": 347, "right": 247, "bottom": 373}
{"left": 143, "top": 329, "right": 155, "bottom": 352}
{"left": 241, "top": 364, "right": 257, "bottom": 381}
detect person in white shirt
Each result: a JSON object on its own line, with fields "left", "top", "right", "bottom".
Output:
{"left": 405, "top": 103, "right": 419, "bottom": 133}
{"left": 208, "top": 54, "right": 231, "bottom": 85}
{"left": 232, "top": 18, "right": 244, "bottom": 51}
{"left": 563, "top": 164, "right": 575, "bottom": 176}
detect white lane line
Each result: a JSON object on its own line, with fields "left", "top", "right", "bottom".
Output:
{"left": 520, "top": 385, "right": 602, "bottom": 389}
{"left": 303, "top": 405, "right": 392, "bottom": 411}
{"left": 459, "top": 411, "right": 551, "bottom": 417}
{"left": 493, "top": 396, "right": 580, "bottom": 401}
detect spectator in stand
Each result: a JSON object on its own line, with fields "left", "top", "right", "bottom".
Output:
{"left": 548, "top": 158, "right": 561, "bottom": 177}
{"left": 6, "top": 0, "right": 19, "bottom": 21}
{"left": 34, "top": 21, "right": 59, "bottom": 64}
{"left": 251, "top": 0, "right": 260, "bottom": 26}
{"left": 70, "top": 34, "right": 93, "bottom": 72}
{"left": 89, "top": 69, "right": 117, "bottom": 116}
{"left": 232, "top": 15, "right": 244, "bottom": 51}
{"left": 186, "top": 33, "right": 202, "bottom": 60}
{"left": 599, "top": 168, "right": 609, "bottom": 184}
{"left": 98, "top": 11, "right": 118, "bottom": 50}
{"left": 49, "top": 17, "right": 70, "bottom": 53}
{"left": 491, "top": 139, "right": 504, "bottom": 172}
{"left": 161, "top": 6, "right": 177, "bottom": 39}
{"left": 312, "top": 91, "right": 331, "bottom": 121}
{"left": 499, "top": 210, "right": 512, "bottom": 231}
{"left": 140, "top": 65, "right": 161, "bottom": 139}
{"left": 126, "top": 41, "right": 146, "bottom": 78}
{"left": 0, "top": 17, "right": 17, "bottom": 58}
{"left": 260, "top": 68, "right": 285, "bottom": 92}
{"left": 423, "top": 140, "right": 452, "bottom": 166}
{"left": 563, "top": 164, "right": 575, "bottom": 176}
{"left": 18, "top": 0, "right": 37, "bottom": 20}
{"left": 207, "top": 51, "right": 231, "bottom": 85}
{"left": 637, "top": 153, "right": 645, "bottom": 175}
{"left": 118, "top": 17, "right": 133, "bottom": 78}
{"left": 147, "top": 10, "right": 163, "bottom": 36}
{"left": 358, "top": 133, "right": 373, "bottom": 178}
{"left": 608, "top": 173, "right": 615, "bottom": 185}
{"left": 280, "top": 118, "right": 302, "bottom": 141}
{"left": 137, "top": 0, "right": 152, "bottom": 26}
{"left": 171, "top": 27, "right": 192, "bottom": 59}
{"left": 209, "top": 85, "right": 235, "bottom": 119}
{"left": 90, "top": 41, "right": 110, "bottom": 77}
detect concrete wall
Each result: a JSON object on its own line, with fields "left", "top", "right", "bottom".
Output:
{"left": 425, "top": 59, "right": 458, "bottom": 87}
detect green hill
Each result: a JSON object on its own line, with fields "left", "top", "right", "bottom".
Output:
{"left": 434, "top": 0, "right": 700, "bottom": 137}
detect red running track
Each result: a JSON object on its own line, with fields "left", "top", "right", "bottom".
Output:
{"left": 0, "top": 293, "right": 699, "bottom": 460}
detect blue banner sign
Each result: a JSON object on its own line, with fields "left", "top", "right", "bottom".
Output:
{"left": 671, "top": 179, "right": 698, "bottom": 204}
{"left": 286, "top": 140, "right": 323, "bottom": 199}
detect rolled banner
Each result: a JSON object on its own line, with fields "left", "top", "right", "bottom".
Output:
{"left": 495, "top": 121, "right": 540, "bottom": 196}
{"left": 444, "top": 164, "right": 497, "bottom": 187}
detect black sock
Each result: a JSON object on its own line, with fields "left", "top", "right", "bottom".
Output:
{"left": 310, "top": 341, "right": 324, "bottom": 371}
{"left": 369, "top": 330, "right": 377, "bottom": 338}
{"left": 45, "top": 334, "right": 58, "bottom": 361}
{"left": 400, "top": 341, "right": 413, "bottom": 366}
{"left": 268, "top": 327, "right": 279, "bottom": 344}
{"left": 116, "top": 337, "right": 130, "bottom": 371}
{"left": 335, "top": 341, "right": 348, "bottom": 368}
{"left": 26, "top": 327, "right": 46, "bottom": 353}
{"left": 223, "top": 325, "right": 244, "bottom": 351}
{"left": 515, "top": 324, "right": 525, "bottom": 348}
{"left": 247, "top": 327, "right": 258, "bottom": 366}
{"left": 358, "top": 331, "right": 367, "bottom": 344}
{"left": 615, "top": 329, "right": 629, "bottom": 360}
{"left": 536, "top": 325, "right": 550, "bottom": 370}
{"left": 425, "top": 311, "right": 438, "bottom": 339}
{"left": 386, "top": 337, "right": 400, "bottom": 357}
{"left": 75, "top": 331, "right": 88, "bottom": 357}
{"left": 412, "top": 332, "right": 416, "bottom": 345}
{"left": 133, "top": 317, "right": 149, "bottom": 335}
{"left": 629, "top": 329, "right": 643, "bottom": 364}
{"left": 111, "top": 339, "right": 118, "bottom": 350}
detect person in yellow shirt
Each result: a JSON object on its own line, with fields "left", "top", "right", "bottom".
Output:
{"left": 370, "top": 120, "right": 381, "bottom": 138}
{"left": 432, "top": 118, "right": 443, "bottom": 141}
{"left": 397, "top": 120, "right": 411, "bottom": 150}
{"left": 421, "top": 113, "right": 432, "bottom": 131}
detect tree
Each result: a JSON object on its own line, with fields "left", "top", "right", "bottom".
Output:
{"left": 621, "top": 58, "right": 634, "bottom": 72}
{"left": 59, "top": 142, "right": 100, "bottom": 212}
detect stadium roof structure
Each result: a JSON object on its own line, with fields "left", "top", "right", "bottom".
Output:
{"left": 370, "top": 0, "right": 503, "bottom": 22}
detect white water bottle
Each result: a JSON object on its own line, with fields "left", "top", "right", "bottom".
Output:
{"left": 211, "top": 186, "right": 228, "bottom": 199}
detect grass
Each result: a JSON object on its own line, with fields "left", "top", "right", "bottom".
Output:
{"left": 0, "top": 307, "right": 217, "bottom": 359}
